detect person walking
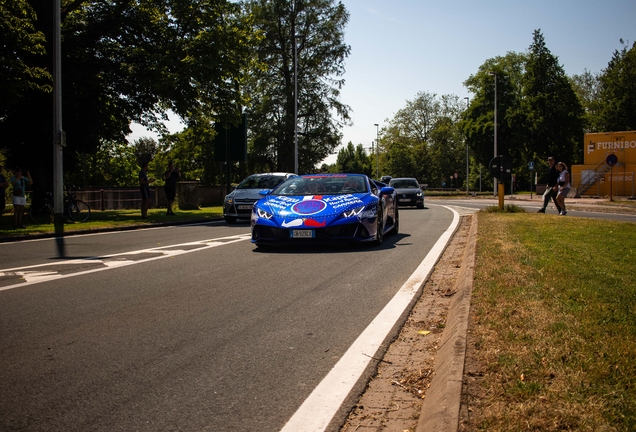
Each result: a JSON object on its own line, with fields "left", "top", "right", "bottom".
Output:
{"left": 163, "top": 162, "right": 180, "bottom": 215}
{"left": 556, "top": 162, "right": 571, "bottom": 216}
{"left": 10, "top": 167, "right": 32, "bottom": 228}
{"left": 537, "top": 156, "right": 562, "bottom": 214}
{"left": 139, "top": 161, "right": 154, "bottom": 218}
{"left": 0, "top": 165, "right": 8, "bottom": 224}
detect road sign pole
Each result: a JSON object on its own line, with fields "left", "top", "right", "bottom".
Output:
{"left": 606, "top": 154, "right": 618, "bottom": 201}
{"left": 530, "top": 168, "right": 533, "bottom": 199}
{"left": 610, "top": 166, "right": 614, "bottom": 201}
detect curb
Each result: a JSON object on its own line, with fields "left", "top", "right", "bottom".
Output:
{"left": 416, "top": 215, "right": 478, "bottom": 432}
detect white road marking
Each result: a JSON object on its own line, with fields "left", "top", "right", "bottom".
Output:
{"left": 444, "top": 205, "right": 478, "bottom": 215}
{"left": 280, "top": 206, "right": 460, "bottom": 432}
{"left": 0, "top": 234, "right": 251, "bottom": 292}
{"left": 0, "top": 220, "right": 226, "bottom": 245}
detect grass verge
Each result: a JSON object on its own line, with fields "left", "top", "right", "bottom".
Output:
{"left": 471, "top": 212, "right": 636, "bottom": 430}
{"left": 599, "top": 198, "right": 636, "bottom": 209}
{"left": 482, "top": 204, "right": 527, "bottom": 213}
{"left": 0, "top": 207, "right": 224, "bottom": 238}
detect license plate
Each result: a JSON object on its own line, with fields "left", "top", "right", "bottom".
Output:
{"left": 290, "top": 230, "right": 315, "bottom": 238}
{"left": 399, "top": 198, "right": 411, "bottom": 202}
{"left": 237, "top": 205, "right": 253, "bottom": 210}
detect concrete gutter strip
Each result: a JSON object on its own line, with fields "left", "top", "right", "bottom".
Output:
{"left": 416, "top": 215, "right": 478, "bottom": 432}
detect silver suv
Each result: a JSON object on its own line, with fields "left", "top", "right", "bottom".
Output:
{"left": 223, "top": 172, "right": 297, "bottom": 223}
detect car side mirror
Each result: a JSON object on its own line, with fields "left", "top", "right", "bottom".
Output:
{"left": 259, "top": 189, "right": 271, "bottom": 196}
{"left": 380, "top": 186, "right": 394, "bottom": 195}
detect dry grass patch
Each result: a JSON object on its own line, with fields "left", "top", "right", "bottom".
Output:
{"left": 468, "top": 213, "right": 636, "bottom": 431}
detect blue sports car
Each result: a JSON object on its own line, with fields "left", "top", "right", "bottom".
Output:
{"left": 250, "top": 173, "right": 399, "bottom": 247}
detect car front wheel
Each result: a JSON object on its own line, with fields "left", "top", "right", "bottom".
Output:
{"left": 373, "top": 205, "right": 384, "bottom": 246}
{"left": 389, "top": 205, "right": 399, "bottom": 235}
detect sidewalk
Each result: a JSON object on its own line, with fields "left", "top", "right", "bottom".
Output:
{"left": 461, "top": 193, "right": 636, "bottom": 215}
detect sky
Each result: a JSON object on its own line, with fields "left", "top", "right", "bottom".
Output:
{"left": 129, "top": 0, "right": 636, "bottom": 166}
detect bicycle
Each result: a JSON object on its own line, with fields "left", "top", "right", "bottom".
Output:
{"left": 29, "top": 187, "right": 91, "bottom": 224}
{"left": 65, "top": 187, "right": 91, "bottom": 222}
{"left": 28, "top": 192, "right": 54, "bottom": 224}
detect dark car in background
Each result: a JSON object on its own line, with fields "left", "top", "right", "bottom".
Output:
{"left": 223, "top": 172, "right": 297, "bottom": 223}
{"left": 389, "top": 177, "right": 424, "bottom": 208}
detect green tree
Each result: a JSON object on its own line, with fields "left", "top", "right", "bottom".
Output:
{"left": 2, "top": 0, "right": 255, "bottom": 191}
{"left": 67, "top": 141, "right": 138, "bottom": 188}
{"left": 382, "top": 92, "right": 465, "bottom": 186}
{"left": 335, "top": 142, "right": 370, "bottom": 175}
{"left": 463, "top": 52, "right": 526, "bottom": 175}
{"left": 382, "top": 92, "right": 439, "bottom": 184}
{"left": 597, "top": 40, "right": 636, "bottom": 131}
{"left": 521, "top": 29, "right": 584, "bottom": 165}
{"left": 132, "top": 137, "right": 158, "bottom": 167}
{"left": 463, "top": 31, "right": 584, "bottom": 189}
{"left": 156, "top": 128, "right": 215, "bottom": 185}
{"left": 571, "top": 69, "right": 602, "bottom": 132}
{"left": 245, "top": 0, "right": 351, "bottom": 174}
{"left": 383, "top": 137, "right": 418, "bottom": 179}
{"left": 0, "top": 0, "right": 51, "bottom": 119}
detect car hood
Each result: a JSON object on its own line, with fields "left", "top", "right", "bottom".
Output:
{"left": 257, "top": 194, "right": 370, "bottom": 228}
{"left": 228, "top": 188, "right": 269, "bottom": 201}
{"left": 393, "top": 187, "right": 422, "bottom": 195}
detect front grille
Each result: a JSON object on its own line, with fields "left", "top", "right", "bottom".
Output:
{"left": 254, "top": 222, "right": 369, "bottom": 244}
{"left": 234, "top": 199, "right": 257, "bottom": 215}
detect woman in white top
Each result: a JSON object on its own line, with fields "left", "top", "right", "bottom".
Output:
{"left": 555, "top": 162, "right": 570, "bottom": 216}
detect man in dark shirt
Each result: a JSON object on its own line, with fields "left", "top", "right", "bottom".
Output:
{"left": 0, "top": 165, "right": 8, "bottom": 223}
{"left": 537, "top": 156, "right": 562, "bottom": 214}
{"left": 139, "top": 161, "right": 154, "bottom": 218}
{"left": 164, "top": 162, "right": 180, "bottom": 215}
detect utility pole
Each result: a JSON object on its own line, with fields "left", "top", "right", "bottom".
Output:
{"left": 374, "top": 123, "right": 379, "bottom": 179}
{"left": 293, "top": 34, "right": 304, "bottom": 173}
{"left": 53, "top": 0, "right": 65, "bottom": 256}
{"left": 489, "top": 72, "right": 497, "bottom": 196}
{"left": 464, "top": 97, "right": 469, "bottom": 194}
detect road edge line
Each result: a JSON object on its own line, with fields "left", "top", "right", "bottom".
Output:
{"left": 280, "top": 207, "right": 461, "bottom": 432}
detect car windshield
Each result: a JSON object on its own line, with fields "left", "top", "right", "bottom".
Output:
{"left": 272, "top": 175, "right": 368, "bottom": 196}
{"left": 390, "top": 179, "right": 420, "bottom": 189}
{"left": 237, "top": 174, "right": 286, "bottom": 190}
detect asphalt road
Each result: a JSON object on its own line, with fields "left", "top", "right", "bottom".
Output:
{"left": 0, "top": 205, "right": 454, "bottom": 432}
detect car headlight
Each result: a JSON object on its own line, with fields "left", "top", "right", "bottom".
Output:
{"left": 256, "top": 207, "right": 274, "bottom": 220}
{"left": 224, "top": 196, "right": 233, "bottom": 203}
{"left": 416, "top": 191, "right": 423, "bottom": 197}
{"left": 342, "top": 206, "right": 364, "bottom": 218}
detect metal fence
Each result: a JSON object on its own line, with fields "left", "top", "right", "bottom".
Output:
{"left": 67, "top": 185, "right": 227, "bottom": 210}
{"left": 69, "top": 188, "right": 158, "bottom": 211}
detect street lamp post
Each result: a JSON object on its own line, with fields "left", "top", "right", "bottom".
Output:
{"left": 374, "top": 123, "right": 379, "bottom": 179}
{"left": 488, "top": 71, "right": 498, "bottom": 196}
{"left": 294, "top": 34, "right": 304, "bottom": 174}
{"left": 370, "top": 141, "right": 374, "bottom": 173}
{"left": 53, "top": 0, "right": 66, "bottom": 256}
{"left": 464, "top": 96, "right": 469, "bottom": 194}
